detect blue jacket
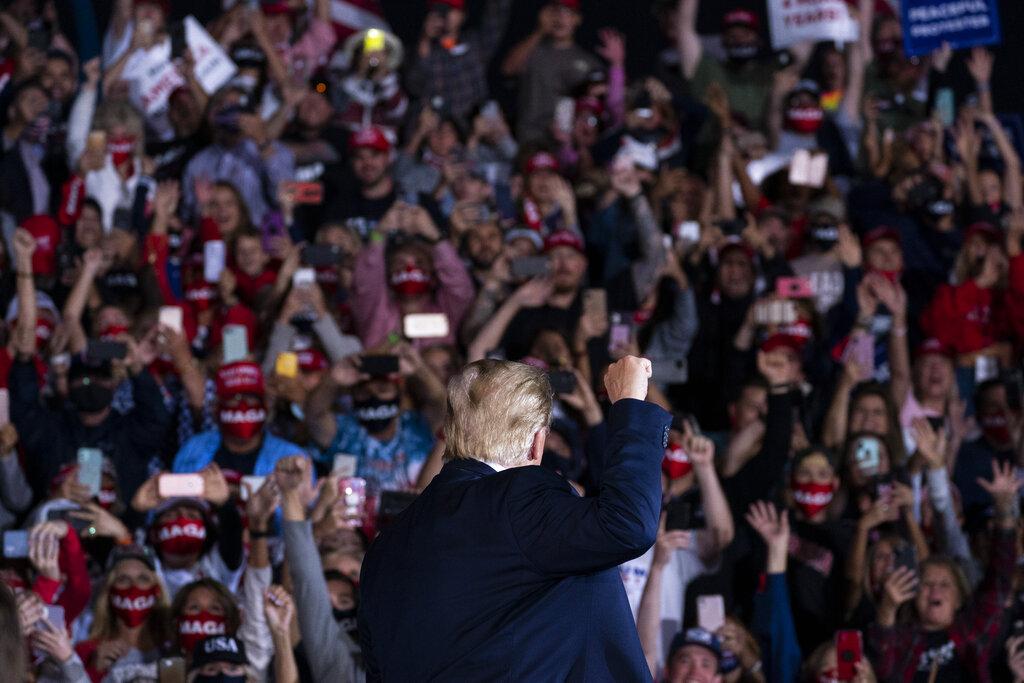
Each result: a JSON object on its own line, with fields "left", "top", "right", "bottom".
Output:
{"left": 359, "top": 398, "right": 670, "bottom": 682}
{"left": 751, "top": 573, "right": 802, "bottom": 683}
{"left": 172, "top": 430, "right": 304, "bottom": 475}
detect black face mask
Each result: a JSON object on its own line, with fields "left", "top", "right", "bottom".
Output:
{"left": 353, "top": 397, "right": 400, "bottom": 434}
{"left": 810, "top": 222, "right": 839, "bottom": 247}
{"left": 193, "top": 675, "right": 246, "bottom": 683}
{"left": 69, "top": 381, "right": 113, "bottom": 414}
{"left": 725, "top": 42, "right": 759, "bottom": 65}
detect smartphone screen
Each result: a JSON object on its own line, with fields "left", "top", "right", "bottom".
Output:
{"left": 159, "top": 306, "right": 184, "bottom": 334}
{"left": 77, "top": 447, "right": 103, "bottom": 496}
{"left": 3, "top": 530, "right": 29, "bottom": 558}
{"left": 696, "top": 594, "right": 725, "bottom": 632}
{"left": 158, "top": 473, "right": 205, "bottom": 498}
{"left": 203, "top": 240, "right": 226, "bottom": 283}
{"left": 222, "top": 324, "right": 249, "bottom": 363}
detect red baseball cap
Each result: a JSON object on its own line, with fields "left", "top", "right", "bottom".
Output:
{"left": 964, "top": 221, "right": 1001, "bottom": 244}
{"left": 429, "top": 0, "right": 464, "bottom": 10}
{"left": 349, "top": 126, "right": 391, "bottom": 153}
{"left": 723, "top": 9, "right": 759, "bottom": 31}
{"left": 862, "top": 225, "right": 901, "bottom": 249}
{"left": 21, "top": 214, "right": 59, "bottom": 277}
{"left": 549, "top": 0, "right": 581, "bottom": 9}
{"left": 543, "top": 230, "right": 585, "bottom": 255}
{"left": 760, "top": 333, "right": 803, "bottom": 355}
{"left": 216, "top": 360, "right": 265, "bottom": 399}
{"left": 524, "top": 151, "right": 559, "bottom": 175}
{"left": 915, "top": 337, "right": 954, "bottom": 360}
{"left": 259, "top": 1, "right": 295, "bottom": 15}
{"left": 297, "top": 348, "right": 328, "bottom": 373}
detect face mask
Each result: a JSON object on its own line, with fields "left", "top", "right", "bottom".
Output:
{"left": 97, "top": 486, "right": 117, "bottom": 510}
{"left": 725, "top": 42, "right": 759, "bottom": 64}
{"left": 792, "top": 481, "right": 835, "bottom": 518}
{"left": 156, "top": 517, "right": 207, "bottom": 556}
{"left": 872, "top": 269, "right": 902, "bottom": 285}
{"left": 100, "top": 324, "right": 129, "bottom": 340}
{"left": 107, "top": 135, "right": 136, "bottom": 174}
{"left": 219, "top": 397, "right": 266, "bottom": 440}
{"left": 353, "top": 396, "right": 400, "bottom": 434}
{"left": 193, "top": 675, "right": 246, "bottom": 683}
{"left": 661, "top": 442, "right": 692, "bottom": 479}
{"left": 230, "top": 73, "right": 259, "bottom": 94}
{"left": 110, "top": 584, "right": 159, "bottom": 628}
{"left": 810, "top": 223, "right": 839, "bottom": 246}
{"left": 785, "top": 106, "right": 823, "bottom": 134}
{"left": 980, "top": 411, "right": 1012, "bottom": 446}
{"left": 333, "top": 607, "right": 357, "bottom": 626}
{"left": 23, "top": 112, "right": 51, "bottom": 144}
{"left": 69, "top": 381, "right": 114, "bottom": 414}
{"left": 389, "top": 264, "right": 431, "bottom": 297}
{"left": 186, "top": 282, "right": 217, "bottom": 312}
{"left": 178, "top": 611, "right": 226, "bottom": 654}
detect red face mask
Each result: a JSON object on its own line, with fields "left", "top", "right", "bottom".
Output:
{"left": 785, "top": 106, "right": 823, "bottom": 134}
{"left": 156, "top": 517, "right": 207, "bottom": 556}
{"left": 178, "top": 611, "right": 226, "bottom": 654}
{"left": 109, "top": 584, "right": 159, "bottom": 628}
{"left": 186, "top": 282, "right": 217, "bottom": 312}
{"left": 389, "top": 264, "right": 431, "bottom": 297}
{"left": 219, "top": 397, "right": 266, "bottom": 440}
{"left": 97, "top": 486, "right": 117, "bottom": 510}
{"left": 792, "top": 481, "right": 835, "bottom": 518}
{"left": 871, "top": 269, "right": 902, "bottom": 285}
{"left": 661, "top": 442, "right": 692, "bottom": 480}
{"left": 980, "top": 411, "right": 1012, "bottom": 446}
{"left": 107, "top": 135, "right": 136, "bottom": 174}
{"left": 100, "top": 324, "right": 129, "bottom": 341}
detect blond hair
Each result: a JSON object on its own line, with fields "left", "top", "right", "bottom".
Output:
{"left": 444, "top": 360, "right": 553, "bottom": 468}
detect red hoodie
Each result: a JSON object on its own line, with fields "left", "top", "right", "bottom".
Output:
{"left": 920, "top": 279, "right": 1007, "bottom": 355}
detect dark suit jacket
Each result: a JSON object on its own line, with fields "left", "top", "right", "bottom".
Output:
{"left": 359, "top": 398, "right": 671, "bottom": 682}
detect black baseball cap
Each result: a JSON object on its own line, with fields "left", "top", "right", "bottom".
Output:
{"left": 190, "top": 636, "right": 248, "bottom": 671}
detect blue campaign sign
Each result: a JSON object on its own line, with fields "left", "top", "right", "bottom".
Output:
{"left": 901, "top": 0, "right": 1001, "bottom": 57}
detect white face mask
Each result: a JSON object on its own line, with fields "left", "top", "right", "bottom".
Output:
{"left": 231, "top": 74, "right": 259, "bottom": 93}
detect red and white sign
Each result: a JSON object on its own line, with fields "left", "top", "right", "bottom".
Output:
{"left": 768, "top": 0, "right": 858, "bottom": 49}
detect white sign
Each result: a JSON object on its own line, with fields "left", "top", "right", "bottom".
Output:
{"left": 124, "top": 40, "right": 186, "bottom": 115}
{"left": 185, "top": 16, "right": 237, "bottom": 95}
{"left": 768, "top": 0, "right": 858, "bottom": 50}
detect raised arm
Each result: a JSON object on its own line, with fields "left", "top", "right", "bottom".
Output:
{"left": 500, "top": 7, "right": 550, "bottom": 77}
{"left": 10, "top": 229, "right": 38, "bottom": 358}
{"left": 467, "top": 278, "right": 552, "bottom": 362}
{"left": 510, "top": 358, "right": 671, "bottom": 574}
{"left": 976, "top": 108, "right": 1022, "bottom": 210}
{"left": 689, "top": 435, "right": 734, "bottom": 561}
{"left": 637, "top": 530, "right": 690, "bottom": 678}
{"left": 676, "top": 0, "right": 703, "bottom": 81}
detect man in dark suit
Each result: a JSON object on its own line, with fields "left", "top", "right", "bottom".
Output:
{"left": 360, "top": 355, "right": 671, "bottom": 681}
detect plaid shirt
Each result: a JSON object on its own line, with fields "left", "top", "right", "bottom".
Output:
{"left": 867, "top": 528, "right": 1016, "bottom": 682}
{"left": 405, "top": 0, "right": 512, "bottom": 120}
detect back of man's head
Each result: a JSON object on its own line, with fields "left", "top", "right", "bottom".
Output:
{"left": 444, "top": 360, "right": 553, "bottom": 468}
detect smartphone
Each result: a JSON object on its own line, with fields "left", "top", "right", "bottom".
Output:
{"left": 510, "top": 256, "right": 550, "bottom": 280}
{"left": 0, "top": 388, "right": 8, "bottom": 428}
{"left": 3, "top": 530, "right": 29, "bottom": 558}
{"left": 77, "top": 447, "right": 104, "bottom": 497}
{"left": 975, "top": 355, "right": 999, "bottom": 383}
{"left": 834, "top": 630, "right": 862, "bottom": 681}
{"left": 44, "top": 604, "right": 65, "bottom": 631}
{"left": 333, "top": 453, "right": 358, "bottom": 477}
{"left": 853, "top": 436, "right": 881, "bottom": 477}
{"left": 754, "top": 300, "right": 797, "bottom": 326}
{"left": 651, "top": 358, "right": 688, "bottom": 384}
{"left": 675, "top": 221, "right": 700, "bottom": 245}
{"left": 893, "top": 543, "right": 916, "bottom": 574}
{"left": 842, "top": 333, "right": 875, "bottom": 379}
{"left": 548, "top": 370, "right": 577, "bottom": 395}
{"left": 158, "top": 306, "right": 184, "bottom": 335}
{"left": 554, "top": 97, "right": 575, "bottom": 135}
{"left": 47, "top": 508, "right": 90, "bottom": 533}
{"left": 360, "top": 355, "right": 399, "bottom": 377}
{"left": 403, "top": 313, "right": 450, "bottom": 340}
{"left": 338, "top": 477, "right": 367, "bottom": 528}
{"left": 222, "top": 324, "right": 249, "bottom": 363}
{"left": 203, "top": 240, "right": 226, "bottom": 283}
{"left": 275, "top": 352, "right": 299, "bottom": 378}
{"left": 608, "top": 311, "right": 632, "bottom": 351}
{"left": 158, "top": 473, "right": 205, "bottom": 498}
{"left": 284, "top": 181, "right": 324, "bottom": 205}
{"left": 935, "top": 88, "right": 955, "bottom": 129}
{"left": 157, "top": 656, "right": 186, "bottom": 683}
{"left": 292, "top": 267, "right": 316, "bottom": 288}
{"left": 168, "top": 20, "right": 186, "bottom": 59}
{"left": 239, "top": 475, "right": 265, "bottom": 501}
{"left": 302, "top": 244, "right": 344, "bottom": 267}
{"left": 775, "top": 276, "right": 814, "bottom": 299}
{"left": 696, "top": 594, "right": 726, "bottom": 632}
{"left": 582, "top": 288, "right": 608, "bottom": 324}
{"left": 665, "top": 492, "right": 705, "bottom": 530}
{"left": 86, "top": 339, "right": 128, "bottom": 361}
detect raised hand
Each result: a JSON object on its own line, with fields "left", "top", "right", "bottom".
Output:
{"left": 246, "top": 477, "right": 281, "bottom": 532}
{"left": 652, "top": 529, "right": 691, "bottom": 568}
{"left": 29, "top": 521, "right": 65, "bottom": 581}
{"left": 69, "top": 502, "right": 130, "bottom": 542}
{"left": 31, "top": 618, "right": 74, "bottom": 663}
{"left": 911, "top": 417, "right": 946, "bottom": 470}
{"left": 879, "top": 566, "right": 918, "bottom": 622}
{"left": 199, "top": 463, "right": 230, "bottom": 506}
{"left": 745, "top": 501, "right": 789, "bottom": 549}
{"left": 685, "top": 434, "right": 714, "bottom": 469}
{"left": 511, "top": 277, "right": 553, "bottom": 308}
{"left": 264, "top": 585, "right": 295, "bottom": 635}
{"left": 603, "top": 356, "right": 651, "bottom": 403}
{"left": 977, "top": 459, "right": 1024, "bottom": 521}
{"left": 596, "top": 28, "right": 625, "bottom": 66}
{"left": 966, "top": 47, "right": 993, "bottom": 85}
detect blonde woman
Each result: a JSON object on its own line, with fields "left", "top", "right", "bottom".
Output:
{"left": 73, "top": 548, "right": 171, "bottom": 683}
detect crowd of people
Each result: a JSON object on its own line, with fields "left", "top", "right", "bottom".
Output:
{"left": 0, "top": 0, "right": 1020, "bottom": 680}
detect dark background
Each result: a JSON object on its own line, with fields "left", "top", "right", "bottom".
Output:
{"left": 84, "top": 0, "right": 1024, "bottom": 116}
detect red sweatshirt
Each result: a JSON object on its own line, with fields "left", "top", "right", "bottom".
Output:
{"left": 32, "top": 526, "right": 91, "bottom": 624}
{"left": 920, "top": 279, "right": 1007, "bottom": 355}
